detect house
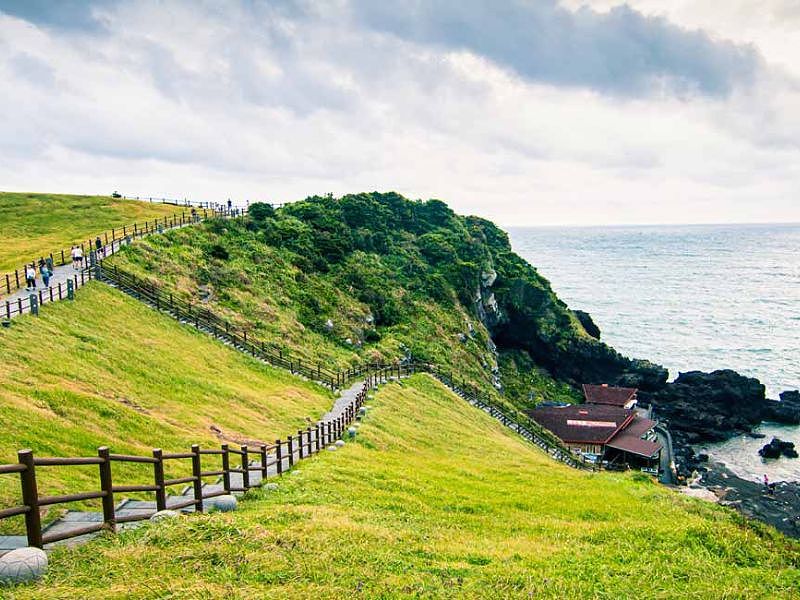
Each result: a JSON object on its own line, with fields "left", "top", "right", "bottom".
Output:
{"left": 582, "top": 383, "right": 638, "bottom": 409}
{"left": 528, "top": 403, "right": 662, "bottom": 469}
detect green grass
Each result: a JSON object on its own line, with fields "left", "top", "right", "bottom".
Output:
{"left": 12, "top": 376, "right": 799, "bottom": 599}
{"left": 0, "top": 192, "right": 179, "bottom": 271}
{"left": 0, "top": 283, "right": 333, "bottom": 530}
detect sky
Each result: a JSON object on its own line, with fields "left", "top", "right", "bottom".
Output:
{"left": 0, "top": 0, "right": 798, "bottom": 226}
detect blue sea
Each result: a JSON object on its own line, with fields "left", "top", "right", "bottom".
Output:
{"left": 509, "top": 223, "right": 800, "bottom": 481}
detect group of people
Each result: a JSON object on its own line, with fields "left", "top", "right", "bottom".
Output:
{"left": 24, "top": 257, "right": 54, "bottom": 291}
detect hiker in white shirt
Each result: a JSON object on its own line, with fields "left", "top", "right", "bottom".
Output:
{"left": 25, "top": 264, "right": 37, "bottom": 291}
{"left": 71, "top": 246, "right": 83, "bottom": 270}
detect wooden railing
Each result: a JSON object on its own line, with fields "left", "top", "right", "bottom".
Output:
{"left": 0, "top": 376, "right": 379, "bottom": 549}
{"left": 0, "top": 206, "right": 242, "bottom": 300}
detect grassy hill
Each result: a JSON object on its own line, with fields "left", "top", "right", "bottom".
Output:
{"left": 107, "top": 193, "right": 625, "bottom": 408}
{"left": 0, "top": 283, "right": 332, "bottom": 529}
{"left": 0, "top": 192, "right": 179, "bottom": 271}
{"left": 14, "top": 376, "right": 800, "bottom": 598}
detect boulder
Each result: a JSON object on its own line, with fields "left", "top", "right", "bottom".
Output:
{"left": 0, "top": 547, "right": 48, "bottom": 584}
{"left": 210, "top": 495, "right": 238, "bottom": 512}
{"left": 759, "top": 438, "right": 798, "bottom": 459}
{"left": 150, "top": 510, "right": 180, "bottom": 522}
{"left": 648, "top": 370, "right": 769, "bottom": 444}
{"left": 761, "top": 391, "right": 800, "bottom": 425}
{"left": 327, "top": 445, "right": 337, "bottom": 452}
{"left": 335, "top": 439, "right": 346, "bottom": 447}
{"left": 264, "top": 483, "right": 279, "bottom": 491}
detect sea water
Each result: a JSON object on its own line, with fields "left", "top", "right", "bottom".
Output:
{"left": 508, "top": 223, "right": 800, "bottom": 482}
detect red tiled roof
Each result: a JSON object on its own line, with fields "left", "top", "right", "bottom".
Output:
{"left": 527, "top": 405, "right": 634, "bottom": 445}
{"left": 606, "top": 417, "right": 662, "bottom": 458}
{"left": 582, "top": 384, "right": 637, "bottom": 407}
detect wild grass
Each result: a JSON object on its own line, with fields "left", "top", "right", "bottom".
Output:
{"left": 0, "top": 192, "right": 178, "bottom": 271}
{"left": 12, "top": 376, "right": 799, "bottom": 599}
{"left": 0, "top": 284, "right": 332, "bottom": 530}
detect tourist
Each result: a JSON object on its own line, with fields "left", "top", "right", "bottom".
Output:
{"left": 95, "top": 236, "right": 103, "bottom": 257}
{"left": 45, "top": 256, "right": 53, "bottom": 272}
{"left": 71, "top": 245, "right": 83, "bottom": 269}
{"left": 25, "top": 264, "right": 36, "bottom": 291}
{"left": 41, "top": 265, "right": 51, "bottom": 288}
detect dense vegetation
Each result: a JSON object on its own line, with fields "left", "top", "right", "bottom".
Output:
{"left": 16, "top": 376, "right": 800, "bottom": 598}
{"left": 0, "top": 192, "right": 178, "bottom": 272}
{"left": 109, "top": 192, "right": 663, "bottom": 408}
{"left": 0, "top": 284, "right": 332, "bottom": 530}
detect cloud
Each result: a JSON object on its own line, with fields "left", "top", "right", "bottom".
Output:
{"left": 343, "top": 0, "right": 762, "bottom": 97}
{"left": 0, "top": 1, "right": 797, "bottom": 226}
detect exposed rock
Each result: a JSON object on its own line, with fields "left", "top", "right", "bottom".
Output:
{"left": 335, "top": 439, "right": 346, "bottom": 447}
{"left": 327, "top": 445, "right": 337, "bottom": 451}
{"left": 761, "top": 390, "right": 800, "bottom": 425}
{"left": 759, "top": 438, "right": 798, "bottom": 459}
{"left": 264, "top": 483, "right": 279, "bottom": 491}
{"left": 324, "top": 319, "right": 334, "bottom": 332}
{"left": 481, "top": 269, "right": 497, "bottom": 288}
{"left": 574, "top": 310, "right": 601, "bottom": 339}
{"left": 0, "top": 547, "right": 48, "bottom": 583}
{"left": 647, "top": 370, "right": 768, "bottom": 444}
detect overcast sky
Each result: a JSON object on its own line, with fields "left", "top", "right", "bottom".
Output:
{"left": 1, "top": 1, "right": 798, "bottom": 226}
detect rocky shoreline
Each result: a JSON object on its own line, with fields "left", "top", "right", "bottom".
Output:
{"left": 694, "top": 462, "right": 800, "bottom": 539}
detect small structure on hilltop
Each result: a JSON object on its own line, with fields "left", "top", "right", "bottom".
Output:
{"left": 582, "top": 383, "right": 638, "bottom": 409}
{"left": 528, "top": 402, "right": 662, "bottom": 471}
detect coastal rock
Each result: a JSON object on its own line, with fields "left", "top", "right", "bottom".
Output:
{"left": 759, "top": 438, "right": 798, "bottom": 459}
{"left": 647, "top": 370, "right": 768, "bottom": 444}
{"left": 761, "top": 390, "right": 800, "bottom": 425}
{"left": 574, "top": 310, "right": 601, "bottom": 339}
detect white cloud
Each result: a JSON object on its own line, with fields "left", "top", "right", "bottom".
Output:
{"left": 0, "top": 1, "right": 798, "bottom": 226}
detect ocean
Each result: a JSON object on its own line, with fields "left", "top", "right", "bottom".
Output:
{"left": 508, "top": 223, "right": 800, "bottom": 482}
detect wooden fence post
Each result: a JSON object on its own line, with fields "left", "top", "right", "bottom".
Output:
{"left": 153, "top": 449, "right": 166, "bottom": 511}
{"left": 315, "top": 424, "right": 321, "bottom": 452}
{"left": 98, "top": 446, "right": 115, "bottom": 533}
{"left": 287, "top": 436, "right": 294, "bottom": 467}
{"left": 241, "top": 446, "right": 250, "bottom": 490}
{"left": 18, "top": 449, "right": 43, "bottom": 548}
{"left": 260, "top": 445, "right": 268, "bottom": 481}
{"left": 221, "top": 444, "right": 231, "bottom": 494}
{"left": 191, "top": 445, "right": 204, "bottom": 513}
{"left": 297, "top": 430, "right": 305, "bottom": 460}
{"left": 275, "top": 440, "right": 283, "bottom": 475}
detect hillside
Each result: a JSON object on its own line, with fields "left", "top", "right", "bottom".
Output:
{"left": 107, "top": 192, "right": 665, "bottom": 411}
{"left": 15, "top": 376, "right": 800, "bottom": 598}
{"left": 0, "top": 283, "right": 332, "bottom": 528}
{"left": 0, "top": 192, "right": 179, "bottom": 272}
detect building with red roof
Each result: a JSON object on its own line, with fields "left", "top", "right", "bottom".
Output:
{"left": 582, "top": 384, "right": 638, "bottom": 409}
{"left": 528, "top": 399, "right": 662, "bottom": 469}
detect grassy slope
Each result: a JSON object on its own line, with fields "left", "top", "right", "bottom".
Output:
{"left": 0, "top": 192, "right": 178, "bottom": 271}
{"left": 15, "top": 376, "right": 799, "bottom": 599}
{"left": 0, "top": 283, "right": 332, "bottom": 528}
{"left": 108, "top": 222, "right": 500, "bottom": 395}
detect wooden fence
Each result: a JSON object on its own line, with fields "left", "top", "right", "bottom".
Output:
{"left": 0, "top": 374, "right": 382, "bottom": 549}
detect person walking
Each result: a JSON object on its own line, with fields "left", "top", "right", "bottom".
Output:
{"left": 71, "top": 245, "right": 83, "bottom": 270}
{"left": 41, "top": 265, "right": 51, "bottom": 288}
{"left": 25, "top": 264, "right": 36, "bottom": 291}
{"left": 95, "top": 236, "right": 104, "bottom": 258}
{"left": 45, "top": 256, "right": 53, "bottom": 272}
